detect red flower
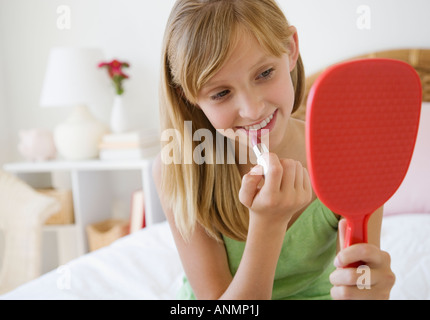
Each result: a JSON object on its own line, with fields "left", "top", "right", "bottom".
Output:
{"left": 98, "top": 59, "right": 130, "bottom": 95}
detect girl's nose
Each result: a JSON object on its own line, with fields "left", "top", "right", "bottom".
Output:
{"left": 237, "top": 90, "right": 265, "bottom": 121}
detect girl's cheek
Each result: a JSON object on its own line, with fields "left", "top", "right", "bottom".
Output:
{"left": 269, "top": 76, "right": 294, "bottom": 110}
{"left": 205, "top": 107, "right": 236, "bottom": 130}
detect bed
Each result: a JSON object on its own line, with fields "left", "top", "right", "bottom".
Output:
{"left": 2, "top": 49, "right": 430, "bottom": 300}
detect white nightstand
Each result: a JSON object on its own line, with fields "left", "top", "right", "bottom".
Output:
{"left": 3, "top": 158, "right": 164, "bottom": 271}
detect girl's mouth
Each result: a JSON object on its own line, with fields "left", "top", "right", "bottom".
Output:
{"left": 236, "top": 109, "right": 278, "bottom": 138}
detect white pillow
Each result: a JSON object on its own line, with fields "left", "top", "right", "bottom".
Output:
{"left": 384, "top": 103, "right": 430, "bottom": 215}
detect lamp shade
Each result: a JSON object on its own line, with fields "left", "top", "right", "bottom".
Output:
{"left": 40, "top": 47, "right": 109, "bottom": 107}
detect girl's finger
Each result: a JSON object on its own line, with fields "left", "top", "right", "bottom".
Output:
{"left": 335, "top": 243, "right": 385, "bottom": 269}
{"left": 330, "top": 268, "right": 394, "bottom": 300}
{"left": 293, "top": 161, "right": 303, "bottom": 190}
{"left": 330, "top": 284, "right": 381, "bottom": 300}
{"left": 239, "top": 170, "right": 264, "bottom": 208}
{"left": 337, "top": 218, "right": 347, "bottom": 251}
{"left": 330, "top": 267, "right": 377, "bottom": 287}
{"left": 303, "top": 167, "right": 312, "bottom": 191}
{"left": 279, "top": 159, "right": 296, "bottom": 193}
{"left": 260, "top": 153, "right": 283, "bottom": 194}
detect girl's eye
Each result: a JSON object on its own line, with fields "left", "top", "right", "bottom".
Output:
{"left": 257, "top": 68, "right": 274, "bottom": 80}
{"left": 210, "top": 90, "right": 230, "bottom": 101}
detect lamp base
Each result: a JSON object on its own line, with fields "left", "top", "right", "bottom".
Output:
{"left": 54, "top": 105, "right": 108, "bottom": 161}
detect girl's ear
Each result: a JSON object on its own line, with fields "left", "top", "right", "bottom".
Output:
{"left": 287, "top": 26, "right": 300, "bottom": 72}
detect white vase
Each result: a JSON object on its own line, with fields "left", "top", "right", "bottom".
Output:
{"left": 110, "top": 95, "right": 129, "bottom": 133}
{"left": 54, "top": 105, "right": 108, "bottom": 160}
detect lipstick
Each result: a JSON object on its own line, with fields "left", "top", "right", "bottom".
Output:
{"left": 250, "top": 130, "right": 269, "bottom": 175}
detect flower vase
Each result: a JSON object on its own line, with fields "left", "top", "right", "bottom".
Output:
{"left": 110, "top": 95, "right": 129, "bottom": 133}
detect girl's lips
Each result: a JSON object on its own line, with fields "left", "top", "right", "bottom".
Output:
{"left": 237, "top": 109, "right": 278, "bottom": 138}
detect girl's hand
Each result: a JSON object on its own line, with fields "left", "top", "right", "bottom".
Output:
{"left": 238, "top": 153, "right": 313, "bottom": 227}
{"left": 330, "top": 219, "right": 396, "bottom": 300}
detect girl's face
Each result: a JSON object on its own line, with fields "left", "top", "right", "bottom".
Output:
{"left": 196, "top": 28, "right": 299, "bottom": 157}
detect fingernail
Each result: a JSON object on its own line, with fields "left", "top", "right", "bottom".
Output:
{"left": 334, "top": 256, "right": 341, "bottom": 268}
{"left": 250, "top": 165, "right": 263, "bottom": 175}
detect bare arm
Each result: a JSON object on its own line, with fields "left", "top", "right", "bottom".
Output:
{"left": 153, "top": 154, "right": 232, "bottom": 299}
{"left": 152, "top": 153, "right": 311, "bottom": 300}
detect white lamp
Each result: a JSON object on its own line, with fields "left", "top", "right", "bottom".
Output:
{"left": 40, "top": 47, "right": 109, "bottom": 160}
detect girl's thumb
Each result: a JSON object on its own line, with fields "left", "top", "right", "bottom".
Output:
{"left": 338, "top": 218, "right": 347, "bottom": 249}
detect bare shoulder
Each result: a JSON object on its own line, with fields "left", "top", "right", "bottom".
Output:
{"left": 367, "top": 205, "right": 384, "bottom": 247}
{"left": 293, "top": 117, "right": 305, "bottom": 139}
{"left": 151, "top": 152, "right": 173, "bottom": 221}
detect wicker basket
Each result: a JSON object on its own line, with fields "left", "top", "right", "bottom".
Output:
{"left": 86, "top": 219, "right": 129, "bottom": 251}
{"left": 37, "top": 189, "right": 74, "bottom": 225}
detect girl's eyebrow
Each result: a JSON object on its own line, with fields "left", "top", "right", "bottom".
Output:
{"left": 201, "top": 54, "right": 273, "bottom": 94}
{"left": 201, "top": 79, "right": 225, "bottom": 95}
{"left": 249, "top": 55, "right": 273, "bottom": 72}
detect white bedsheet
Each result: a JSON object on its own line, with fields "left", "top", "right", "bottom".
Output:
{"left": 381, "top": 213, "right": 430, "bottom": 300}
{"left": 2, "top": 213, "right": 430, "bottom": 300}
{"left": 1, "top": 221, "right": 184, "bottom": 300}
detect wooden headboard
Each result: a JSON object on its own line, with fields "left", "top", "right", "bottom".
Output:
{"left": 293, "top": 48, "right": 430, "bottom": 121}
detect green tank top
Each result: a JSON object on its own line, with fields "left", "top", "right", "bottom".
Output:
{"left": 177, "top": 198, "right": 339, "bottom": 300}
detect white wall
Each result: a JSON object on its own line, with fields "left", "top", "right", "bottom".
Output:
{"left": 0, "top": 0, "right": 177, "bottom": 162}
{"left": 0, "top": 53, "right": 8, "bottom": 165}
{"left": 1, "top": 0, "right": 430, "bottom": 163}
{"left": 0, "top": 1, "right": 11, "bottom": 165}
{"left": 281, "top": 0, "right": 430, "bottom": 74}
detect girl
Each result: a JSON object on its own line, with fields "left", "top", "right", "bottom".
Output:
{"left": 153, "top": 0, "right": 395, "bottom": 300}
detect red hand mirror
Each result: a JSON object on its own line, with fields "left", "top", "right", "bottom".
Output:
{"left": 306, "top": 59, "right": 422, "bottom": 265}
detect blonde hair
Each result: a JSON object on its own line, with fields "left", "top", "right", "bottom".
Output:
{"left": 160, "top": 0, "right": 305, "bottom": 242}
